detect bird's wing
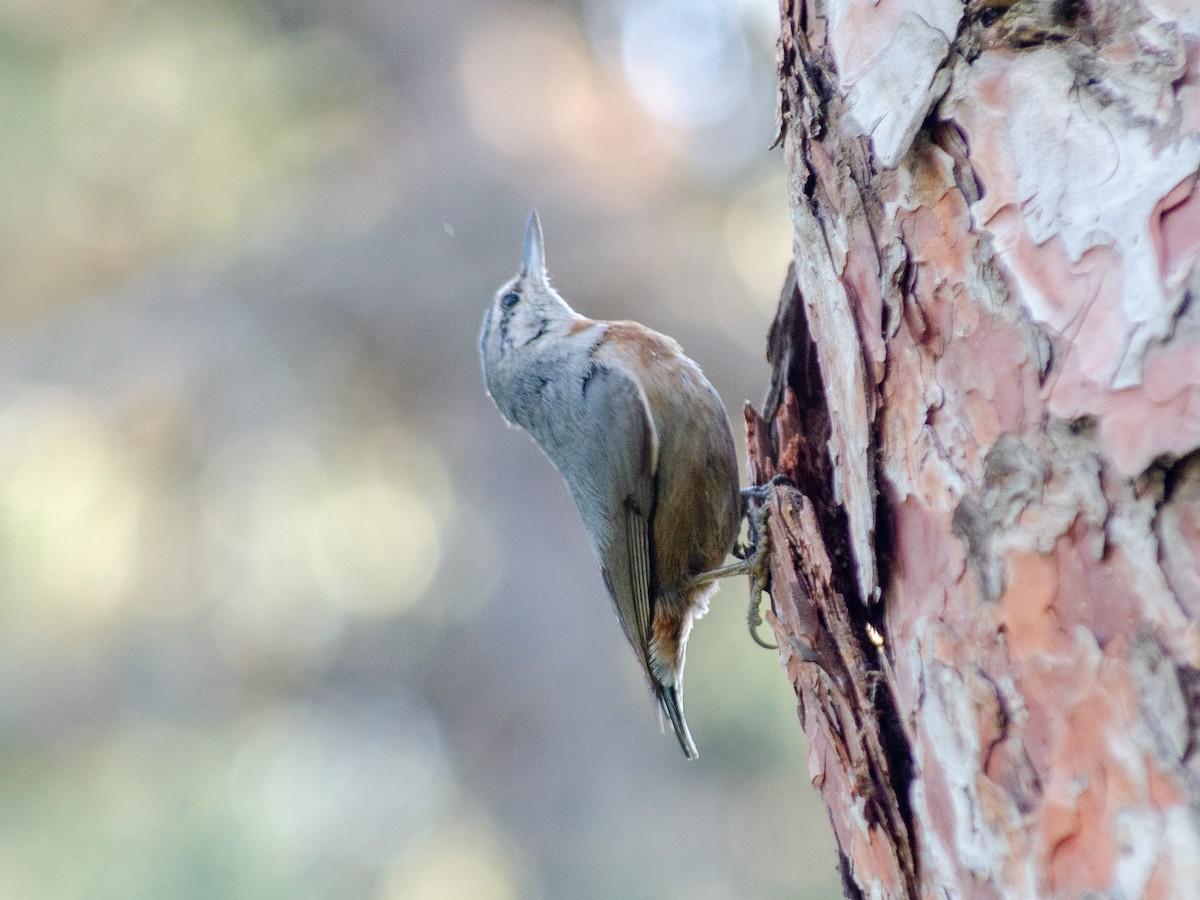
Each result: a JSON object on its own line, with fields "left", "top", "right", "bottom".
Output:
{"left": 576, "top": 361, "right": 659, "bottom": 673}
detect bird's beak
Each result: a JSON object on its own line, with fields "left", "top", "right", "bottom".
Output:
{"left": 520, "top": 209, "right": 545, "bottom": 281}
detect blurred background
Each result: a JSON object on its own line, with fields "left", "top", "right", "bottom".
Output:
{"left": 0, "top": 0, "right": 839, "bottom": 897}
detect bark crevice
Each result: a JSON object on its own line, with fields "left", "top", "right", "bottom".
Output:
{"left": 760, "top": 0, "right": 1200, "bottom": 894}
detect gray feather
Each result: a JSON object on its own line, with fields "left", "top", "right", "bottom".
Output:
{"left": 503, "top": 349, "right": 658, "bottom": 668}
{"left": 552, "top": 363, "right": 658, "bottom": 671}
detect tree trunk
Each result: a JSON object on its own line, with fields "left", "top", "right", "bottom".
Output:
{"left": 751, "top": 1, "right": 1200, "bottom": 896}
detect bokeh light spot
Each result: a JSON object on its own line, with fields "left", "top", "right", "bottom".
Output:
{"left": 230, "top": 708, "right": 449, "bottom": 866}
{"left": 309, "top": 477, "right": 440, "bottom": 616}
{"left": 459, "top": 5, "right": 675, "bottom": 208}
{"left": 201, "top": 426, "right": 450, "bottom": 649}
{"left": 620, "top": 0, "right": 751, "bottom": 128}
{"left": 0, "top": 389, "right": 142, "bottom": 624}
{"left": 724, "top": 173, "right": 793, "bottom": 310}
{"left": 378, "top": 820, "right": 528, "bottom": 900}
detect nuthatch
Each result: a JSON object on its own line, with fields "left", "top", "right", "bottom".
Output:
{"left": 480, "top": 211, "right": 768, "bottom": 759}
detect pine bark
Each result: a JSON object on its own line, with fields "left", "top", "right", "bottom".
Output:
{"left": 751, "top": 1, "right": 1200, "bottom": 896}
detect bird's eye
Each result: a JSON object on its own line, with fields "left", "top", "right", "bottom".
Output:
{"left": 501, "top": 292, "right": 520, "bottom": 309}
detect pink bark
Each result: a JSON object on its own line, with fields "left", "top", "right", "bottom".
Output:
{"left": 754, "top": 0, "right": 1200, "bottom": 895}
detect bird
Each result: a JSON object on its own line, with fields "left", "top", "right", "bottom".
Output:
{"left": 479, "top": 210, "right": 752, "bottom": 758}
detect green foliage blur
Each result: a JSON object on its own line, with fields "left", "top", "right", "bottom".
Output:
{"left": 0, "top": 0, "right": 840, "bottom": 897}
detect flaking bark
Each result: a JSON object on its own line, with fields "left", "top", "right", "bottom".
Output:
{"left": 752, "top": 0, "right": 1200, "bottom": 896}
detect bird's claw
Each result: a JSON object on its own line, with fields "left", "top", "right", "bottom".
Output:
{"left": 742, "top": 488, "right": 778, "bottom": 651}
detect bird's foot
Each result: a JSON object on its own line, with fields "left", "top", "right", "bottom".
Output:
{"left": 685, "top": 476, "right": 788, "bottom": 650}
{"left": 742, "top": 498, "right": 777, "bottom": 650}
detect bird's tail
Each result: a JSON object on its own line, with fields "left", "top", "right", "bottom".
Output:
{"left": 658, "top": 682, "right": 698, "bottom": 760}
